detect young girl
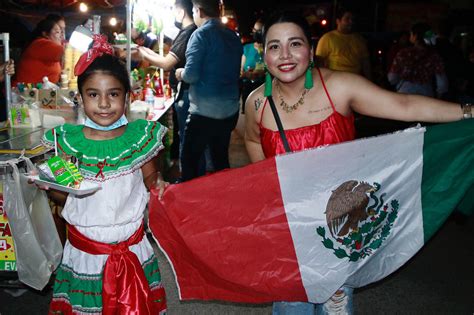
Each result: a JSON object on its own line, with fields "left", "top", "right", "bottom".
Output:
{"left": 42, "top": 35, "right": 167, "bottom": 314}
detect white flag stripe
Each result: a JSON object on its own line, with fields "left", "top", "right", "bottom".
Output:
{"left": 276, "top": 127, "right": 425, "bottom": 303}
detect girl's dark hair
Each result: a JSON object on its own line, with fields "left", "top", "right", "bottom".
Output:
{"left": 77, "top": 54, "right": 131, "bottom": 95}
{"left": 263, "top": 11, "right": 313, "bottom": 48}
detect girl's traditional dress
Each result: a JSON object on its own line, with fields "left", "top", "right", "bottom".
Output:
{"left": 43, "top": 119, "right": 167, "bottom": 314}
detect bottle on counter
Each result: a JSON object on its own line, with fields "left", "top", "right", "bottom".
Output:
{"left": 164, "top": 79, "right": 172, "bottom": 99}
{"left": 142, "top": 73, "right": 152, "bottom": 101}
{"left": 153, "top": 73, "right": 164, "bottom": 98}
{"left": 42, "top": 76, "right": 59, "bottom": 90}
{"left": 145, "top": 87, "right": 155, "bottom": 107}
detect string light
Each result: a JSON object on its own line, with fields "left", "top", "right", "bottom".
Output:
{"left": 110, "top": 17, "right": 117, "bottom": 26}
{"left": 221, "top": 16, "right": 228, "bottom": 24}
{"left": 79, "top": 2, "right": 88, "bottom": 12}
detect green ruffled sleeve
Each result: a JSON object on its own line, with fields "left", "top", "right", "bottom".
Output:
{"left": 41, "top": 120, "right": 167, "bottom": 179}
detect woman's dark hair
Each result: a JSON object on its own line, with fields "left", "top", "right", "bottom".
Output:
{"left": 191, "top": 0, "right": 220, "bottom": 18}
{"left": 31, "top": 18, "right": 58, "bottom": 40}
{"left": 263, "top": 11, "right": 313, "bottom": 48}
{"left": 176, "top": 0, "right": 193, "bottom": 18}
{"left": 77, "top": 54, "right": 131, "bottom": 95}
{"left": 21, "top": 18, "right": 59, "bottom": 50}
{"left": 411, "top": 22, "right": 431, "bottom": 45}
{"left": 46, "top": 13, "right": 65, "bottom": 24}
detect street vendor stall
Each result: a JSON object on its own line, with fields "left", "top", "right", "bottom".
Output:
{"left": 0, "top": 0, "right": 178, "bottom": 290}
{"left": 123, "top": 0, "right": 177, "bottom": 121}
{"left": 0, "top": 30, "right": 63, "bottom": 289}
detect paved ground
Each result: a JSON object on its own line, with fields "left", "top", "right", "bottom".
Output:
{"left": 1, "top": 212, "right": 472, "bottom": 314}
{"left": 1, "top": 116, "right": 473, "bottom": 314}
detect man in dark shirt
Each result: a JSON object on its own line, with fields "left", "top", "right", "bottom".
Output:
{"left": 175, "top": 0, "right": 242, "bottom": 181}
{"left": 136, "top": 0, "right": 197, "bottom": 162}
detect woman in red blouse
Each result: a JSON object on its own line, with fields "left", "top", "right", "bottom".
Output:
{"left": 15, "top": 18, "right": 64, "bottom": 85}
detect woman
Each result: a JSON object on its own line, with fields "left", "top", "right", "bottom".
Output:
{"left": 244, "top": 12, "right": 467, "bottom": 315}
{"left": 388, "top": 23, "right": 447, "bottom": 98}
{"left": 15, "top": 18, "right": 64, "bottom": 85}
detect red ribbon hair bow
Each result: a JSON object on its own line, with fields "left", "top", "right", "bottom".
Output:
{"left": 74, "top": 34, "right": 114, "bottom": 76}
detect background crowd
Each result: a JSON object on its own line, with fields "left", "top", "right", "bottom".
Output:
{"left": 2, "top": 2, "right": 473, "bottom": 180}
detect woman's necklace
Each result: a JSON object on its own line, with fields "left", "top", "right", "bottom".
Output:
{"left": 276, "top": 81, "right": 308, "bottom": 113}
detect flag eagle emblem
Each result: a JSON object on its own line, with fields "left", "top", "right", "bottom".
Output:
{"left": 317, "top": 181, "right": 399, "bottom": 261}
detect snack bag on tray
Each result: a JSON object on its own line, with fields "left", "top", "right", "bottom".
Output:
{"left": 38, "top": 156, "right": 83, "bottom": 188}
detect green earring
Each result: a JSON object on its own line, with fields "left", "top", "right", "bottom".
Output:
{"left": 264, "top": 65, "right": 272, "bottom": 97}
{"left": 304, "top": 60, "right": 314, "bottom": 90}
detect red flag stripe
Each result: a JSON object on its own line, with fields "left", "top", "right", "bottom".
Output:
{"left": 149, "top": 158, "right": 308, "bottom": 303}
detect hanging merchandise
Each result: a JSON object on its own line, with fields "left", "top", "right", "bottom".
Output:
{"left": 0, "top": 182, "right": 16, "bottom": 272}
{"left": 3, "top": 158, "right": 63, "bottom": 290}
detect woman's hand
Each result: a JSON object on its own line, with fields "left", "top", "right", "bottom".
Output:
{"left": 4, "top": 60, "right": 14, "bottom": 76}
{"left": 0, "top": 60, "right": 14, "bottom": 83}
{"left": 138, "top": 46, "right": 155, "bottom": 55}
{"left": 134, "top": 46, "right": 148, "bottom": 61}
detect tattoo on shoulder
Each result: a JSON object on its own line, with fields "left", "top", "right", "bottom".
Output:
{"left": 255, "top": 98, "right": 263, "bottom": 111}
{"left": 308, "top": 106, "right": 331, "bottom": 114}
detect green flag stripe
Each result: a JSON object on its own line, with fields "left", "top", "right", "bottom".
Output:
{"left": 421, "top": 119, "right": 474, "bottom": 241}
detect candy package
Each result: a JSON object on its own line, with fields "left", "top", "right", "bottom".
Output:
{"left": 38, "top": 156, "right": 83, "bottom": 188}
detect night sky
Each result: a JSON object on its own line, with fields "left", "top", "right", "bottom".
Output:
{"left": 224, "top": 0, "right": 379, "bottom": 36}
{"left": 225, "top": 0, "right": 332, "bottom": 37}
{"left": 224, "top": 0, "right": 474, "bottom": 38}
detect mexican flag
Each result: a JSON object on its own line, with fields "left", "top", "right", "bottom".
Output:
{"left": 149, "top": 120, "right": 473, "bottom": 304}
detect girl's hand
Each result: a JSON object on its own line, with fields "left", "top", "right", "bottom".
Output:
{"left": 27, "top": 169, "right": 51, "bottom": 191}
{"left": 155, "top": 174, "right": 170, "bottom": 200}
{"left": 27, "top": 169, "right": 68, "bottom": 205}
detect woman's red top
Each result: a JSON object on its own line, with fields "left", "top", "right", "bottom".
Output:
{"left": 16, "top": 37, "right": 64, "bottom": 85}
{"left": 259, "top": 68, "right": 355, "bottom": 158}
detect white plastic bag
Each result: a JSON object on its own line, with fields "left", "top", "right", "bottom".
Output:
{"left": 3, "top": 157, "right": 63, "bottom": 290}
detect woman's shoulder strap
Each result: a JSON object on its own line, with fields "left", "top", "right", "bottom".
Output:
{"left": 316, "top": 67, "right": 337, "bottom": 112}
